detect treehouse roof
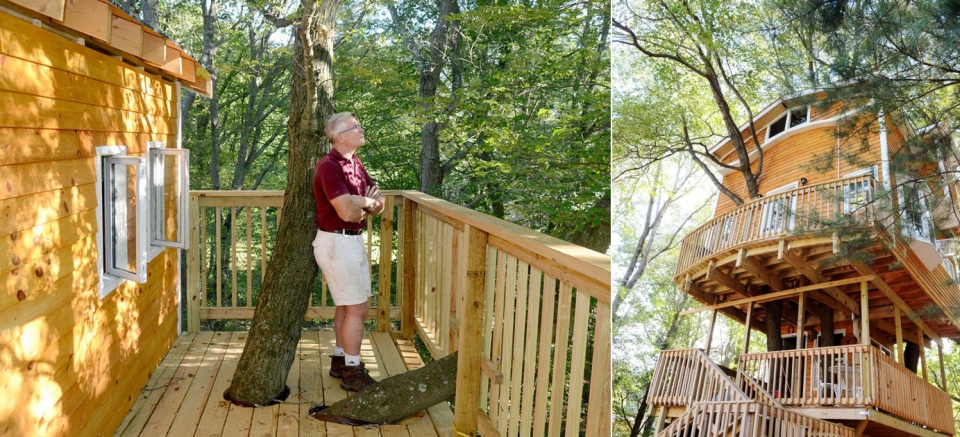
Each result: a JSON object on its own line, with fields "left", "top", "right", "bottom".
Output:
{"left": 0, "top": 0, "right": 212, "bottom": 97}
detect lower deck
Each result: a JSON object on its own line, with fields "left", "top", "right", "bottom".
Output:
{"left": 114, "top": 330, "right": 454, "bottom": 437}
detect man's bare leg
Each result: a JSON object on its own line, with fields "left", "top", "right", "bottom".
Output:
{"left": 341, "top": 301, "right": 369, "bottom": 357}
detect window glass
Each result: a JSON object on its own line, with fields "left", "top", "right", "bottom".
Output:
{"left": 789, "top": 107, "right": 808, "bottom": 127}
{"left": 103, "top": 155, "right": 146, "bottom": 282}
{"left": 768, "top": 114, "right": 787, "bottom": 139}
{"left": 149, "top": 148, "right": 190, "bottom": 249}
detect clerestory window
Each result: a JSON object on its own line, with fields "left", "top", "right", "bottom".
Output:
{"left": 766, "top": 106, "right": 811, "bottom": 141}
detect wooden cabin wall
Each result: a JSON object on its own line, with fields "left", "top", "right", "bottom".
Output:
{"left": 713, "top": 125, "right": 885, "bottom": 219}
{"left": 0, "top": 11, "right": 181, "bottom": 436}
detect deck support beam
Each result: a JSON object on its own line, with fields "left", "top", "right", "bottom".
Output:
{"left": 741, "top": 302, "right": 754, "bottom": 355}
{"left": 704, "top": 309, "right": 717, "bottom": 354}
{"left": 938, "top": 342, "right": 947, "bottom": 389}
{"left": 796, "top": 292, "right": 805, "bottom": 350}
{"left": 895, "top": 306, "right": 904, "bottom": 364}
{"left": 851, "top": 262, "right": 942, "bottom": 343}
{"left": 860, "top": 281, "right": 870, "bottom": 346}
{"left": 778, "top": 241, "right": 860, "bottom": 315}
{"left": 918, "top": 330, "right": 928, "bottom": 381}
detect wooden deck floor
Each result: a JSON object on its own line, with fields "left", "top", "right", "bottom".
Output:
{"left": 114, "top": 330, "right": 455, "bottom": 437}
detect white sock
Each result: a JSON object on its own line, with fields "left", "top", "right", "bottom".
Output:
{"left": 345, "top": 354, "right": 361, "bottom": 366}
{"left": 334, "top": 347, "right": 344, "bottom": 357}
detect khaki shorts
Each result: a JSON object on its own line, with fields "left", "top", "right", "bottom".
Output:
{"left": 312, "top": 230, "right": 371, "bottom": 306}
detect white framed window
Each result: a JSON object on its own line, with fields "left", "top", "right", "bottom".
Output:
{"left": 147, "top": 142, "right": 190, "bottom": 251}
{"left": 843, "top": 167, "right": 877, "bottom": 214}
{"left": 95, "top": 143, "right": 190, "bottom": 299}
{"left": 902, "top": 182, "right": 933, "bottom": 242}
{"left": 95, "top": 146, "right": 147, "bottom": 298}
{"left": 765, "top": 106, "right": 811, "bottom": 141}
{"left": 760, "top": 182, "right": 799, "bottom": 236}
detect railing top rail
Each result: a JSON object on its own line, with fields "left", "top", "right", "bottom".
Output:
{"left": 191, "top": 190, "right": 286, "bottom": 197}
{"left": 739, "top": 344, "right": 871, "bottom": 359}
{"left": 398, "top": 190, "right": 611, "bottom": 302}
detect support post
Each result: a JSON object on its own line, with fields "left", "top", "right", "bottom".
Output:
{"left": 704, "top": 309, "right": 718, "bottom": 354}
{"left": 895, "top": 306, "right": 903, "bottom": 364}
{"left": 860, "top": 281, "right": 870, "bottom": 346}
{"left": 453, "top": 225, "right": 488, "bottom": 436}
{"left": 377, "top": 196, "right": 395, "bottom": 332}
{"left": 186, "top": 194, "right": 200, "bottom": 333}
{"left": 741, "top": 302, "right": 754, "bottom": 355}
{"left": 918, "top": 330, "right": 928, "bottom": 381}
{"left": 653, "top": 407, "right": 667, "bottom": 434}
{"left": 796, "top": 292, "right": 805, "bottom": 350}
{"left": 401, "top": 197, "right": 418, "bottom": 339}
{"left": 938, "top": 341, "right": 947, "bottom": 389}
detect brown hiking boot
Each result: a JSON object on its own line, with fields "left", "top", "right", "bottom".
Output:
{"left": 340, "top": 364, "right": 378, "bottom": 392}
{"left": 329, "top": 356, "right": 364, "bottom": 378}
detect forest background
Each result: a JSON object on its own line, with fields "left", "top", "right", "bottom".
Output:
{"left": 136, "top": 0, "right": 610, "bottom": 252}
{"left": 612, "top": 0, "right": 960, "bottom": 436}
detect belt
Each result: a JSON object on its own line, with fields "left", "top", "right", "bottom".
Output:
{"left": 323, "top": 229, "right": 363, "bottom": 235}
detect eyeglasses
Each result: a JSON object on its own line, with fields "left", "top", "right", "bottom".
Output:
{"left": 338, "top": 123, "right": 363, "bottom": 135}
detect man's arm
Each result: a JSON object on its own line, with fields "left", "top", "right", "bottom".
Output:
{"left": 330, "top": 194, "right": 376, "bottom": 223}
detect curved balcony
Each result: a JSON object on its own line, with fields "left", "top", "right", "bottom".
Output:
{"left": 674, "top": 175, "right": 877, "bottom": 279}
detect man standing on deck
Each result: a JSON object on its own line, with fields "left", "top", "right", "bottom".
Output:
{"left": 312, "top": 112, "right": 384, "bottom": 391}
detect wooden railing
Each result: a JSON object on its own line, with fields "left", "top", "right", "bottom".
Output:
{"left": 647, "top": 349, "right": 748, "bottom": 407}
{"left": 675, "top": 175, "right": 876, "bottom": 277}
{"left": 184, "top": 190, "right": 611, "bottom": 437}
{"left": 872, "top": 346, "right": 956, "bottom": 434}
{"left": 738, "top": 345, "right": 955, "bottom": 434}
{"left": 184, "top": 190, "right": 399, "bottom": 330}
{"left": 659, "top": 401, "right": 855, "bottom": 437}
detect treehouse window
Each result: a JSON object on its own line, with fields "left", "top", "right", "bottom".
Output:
{"left": 96, "top": 146, "right": 147, "bottom": 298}
{"left": 843, "top": 167, "right": 876, "bottom": 214}
{"left": 760, "top": 182, "right": 798, "bottom": 236}
{"left": 902, "top": 182, "right": 933, "bottom": 242}
{"left": 95, "top": 144, "right": 191, "bottom": 299}
{"left": 766, "top": 106, "right": 811, "bottom": 141}
{"left": 148, "top": 143, "right": 190, "bottom": 250}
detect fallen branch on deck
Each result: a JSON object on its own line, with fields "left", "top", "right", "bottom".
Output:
{"left": 309, "top": 351, "right": 458, "bottom": 425}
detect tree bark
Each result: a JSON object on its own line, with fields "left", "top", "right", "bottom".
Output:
{"left": 765, "top": 301, "right": 783, "bottom": 351}
{"left": 225, "top": 0, "right": 343, "bottom": 407}
{"left": 310, "top": 352, "right": 459, "bottom": 424}
{"left": 819, "top": 305, "right": 836, "bottom": 347}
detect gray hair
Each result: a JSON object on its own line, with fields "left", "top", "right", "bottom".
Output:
{"left": 325, "top": 112, "right": 358, "bottom": 142}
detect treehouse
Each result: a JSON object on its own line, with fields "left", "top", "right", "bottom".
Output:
{"left": 648, "top": 92, "right": 960, "bottom": 437}
{"left": 0, "top": 0, "right": 611, "bottom": 435}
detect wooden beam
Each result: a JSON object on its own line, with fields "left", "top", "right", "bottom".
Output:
{"left": 679, "top": 275, "right": 874, "bottom": 316}
{"left": 918, "top": 329, "right": 928, "bottom": 381}
{"left": 860, "top": 281, "right": 870, "bottom": 346}
{"left": 62, "top": 0, "right": 110, "bottom": 42}
{"left": 778, "top": 242, "right": 861, "bottom": 315}
{"left": 704, "top": 309, "right": 717, "bottom": 354}
{"left": 687, "top": 283, "right": 763, "bottom": 330}
{"left": 706, "top": 260, "right": 749, "bottom": 298}
{"left": 869, "top": 305, "right": 896, "bottom": 319}
{"left": 797, "top": 292, "right": 805, "bottom": 350}
{"left": 741, "top": 302, "right": 753, "bottom": 355}
{"left": 895, "top": 306, "right": 904, "bottom": 364}
{"left": 850, "top": 262, "right": 942, "bottom": 342}
{"left": 938, "top": 342, "right": 947, "bottom": 389}
{"left": 737, "top": 253, "right": 784, "bottom": 291}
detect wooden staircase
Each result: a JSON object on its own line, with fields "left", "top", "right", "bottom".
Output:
{"left": 651, "top": 350, "right": 855, "bottom": 437}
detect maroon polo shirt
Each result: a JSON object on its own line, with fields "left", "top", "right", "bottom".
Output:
{"left": 313, "top": 148, "right": 374, "bottom": 232}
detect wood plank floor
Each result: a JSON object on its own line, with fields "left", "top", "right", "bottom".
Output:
{"left": 114, "top": 331, "right": 455, "bottom": 437}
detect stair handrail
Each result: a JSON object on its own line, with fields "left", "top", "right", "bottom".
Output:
{"left": 737, "top": 370, "right": 783, "bottom": 408}
{"left": 647, "top": 349, "right": 749, "bottom": 407}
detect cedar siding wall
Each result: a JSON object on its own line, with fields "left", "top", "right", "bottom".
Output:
{"left": 0, "top": 10, "right": 180, "bottom": 437}
{"left": 713, "top": 109, "right": 891, "bottom": 219}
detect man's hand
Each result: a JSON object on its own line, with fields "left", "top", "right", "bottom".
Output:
{"left": 364, "top": 185, "right": 385, "bottom": 216}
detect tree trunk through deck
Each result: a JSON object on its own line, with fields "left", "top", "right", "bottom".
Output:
{"left": 310, "top": 352, "right": 459, "bottom": 425}
{"left": 224, "top": 0, "right": 344, "bottom": 407}
{"left": 765, "top": 301, "right": 783, "bottom": 352}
